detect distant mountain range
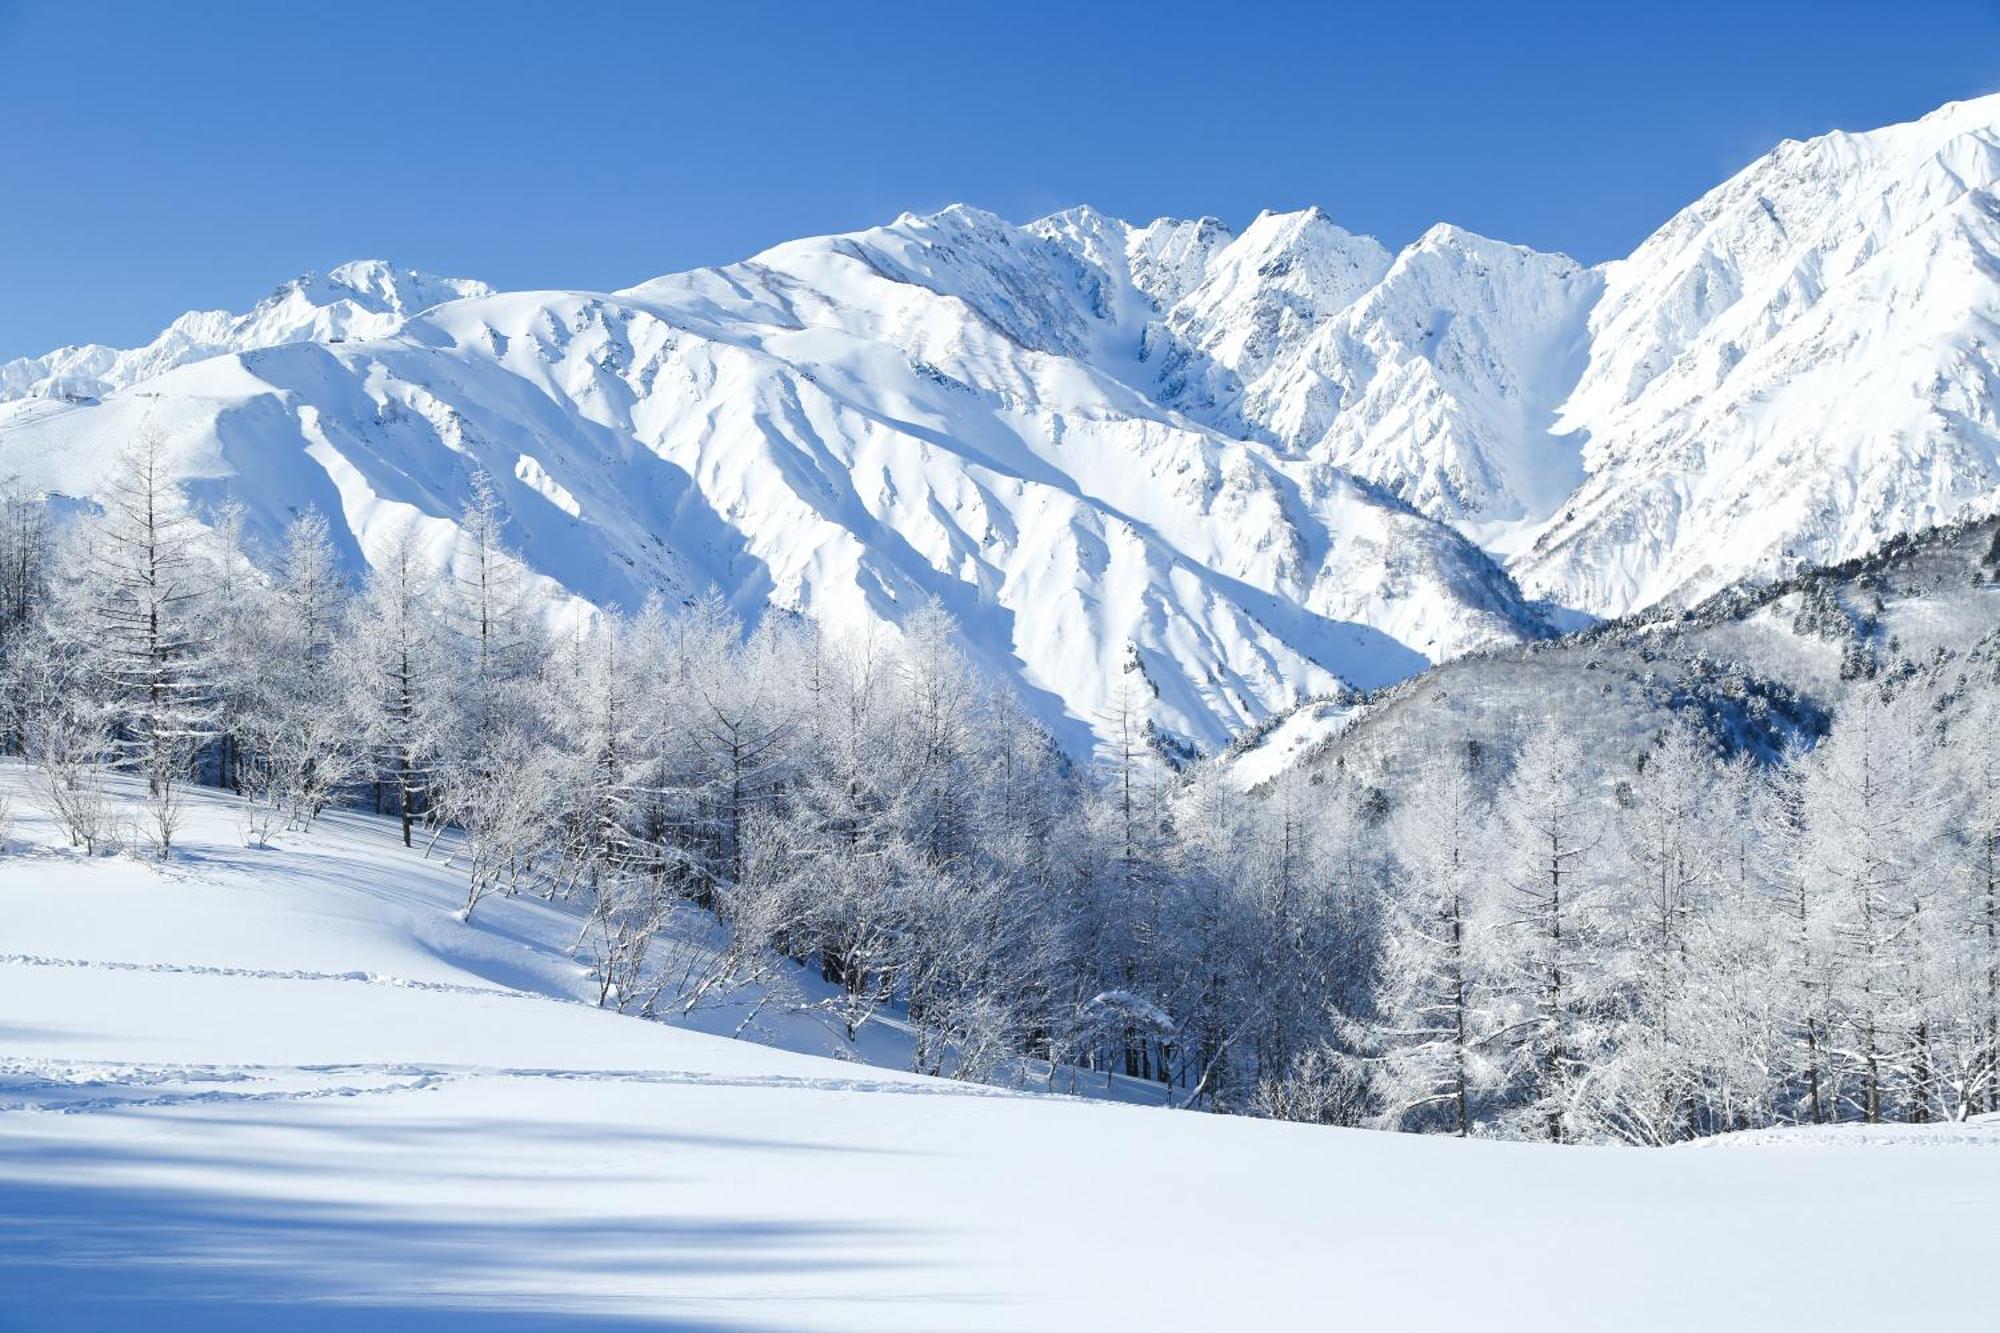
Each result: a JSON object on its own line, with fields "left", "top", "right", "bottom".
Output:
{"left": 6, "top": 95, "right": 1998, "bottom": 754}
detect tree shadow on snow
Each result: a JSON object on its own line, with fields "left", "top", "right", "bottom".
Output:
{"left": 0, "top": 1130, "right": 957, "bottom": 1332}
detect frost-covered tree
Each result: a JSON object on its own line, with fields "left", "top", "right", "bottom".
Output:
{"left": 1689, "top": 754, "right": 1799, "bottom": 1131}
{"left": 789, "top": 626, "right": 918, "bottom": 1041}
{"left": 200, "top": 500, "right": 267, "bottom": 793}
{"left": 443, "top": 471, "right": 538, "bottom": 750}
{"left": 1090, "top": 674, "right": 1178, "bottom": 1081}
{"left": 0, "top": 481, "right": 52, "bottom": 755}
{"left": 1956, "top": 689, "right": 2000, "bottom": 1114}
{"left": 1, "top": 452, "right": 1993, "bottom": 1143}
{"left": 0, "top": 479, "right": 49, "bottom": 653}
{"left": 1801, "top": 688, "right": 1950, "bottom": 1122}
{"left": 238, "top": 511, "right": 363, "bottom": 832}
{"left": 669, "top": 596, "right": 799, "bottom": 905}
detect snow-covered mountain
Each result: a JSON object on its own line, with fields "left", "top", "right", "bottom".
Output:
{"left": 0, "top": 210, "right": 1541, "bottom": 756}
{"left": 6, "top": 94, "right": 2000, "bottom": 752}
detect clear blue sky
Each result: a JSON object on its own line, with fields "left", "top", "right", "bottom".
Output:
{"left": 5, "top": 0, "right": 1998, "bottom": 361}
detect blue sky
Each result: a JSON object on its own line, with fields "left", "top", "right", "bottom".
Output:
{"left": 4, "top": 0, "right": 1997, "bottom": 360}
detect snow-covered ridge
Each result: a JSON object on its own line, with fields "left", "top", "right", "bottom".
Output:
{"left": 5, "top": 93, "right": 2000, "bottom": 751}
{"left": 0, "top": 260, "right": 492, "bottom": 405}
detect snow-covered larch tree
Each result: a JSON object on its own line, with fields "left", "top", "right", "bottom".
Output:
{"left": 1371, "top": 743, "right": 1503, "bottom": 1136}
{"left": 341, "top": 523, "right": 453, "bottom": 848}
{"left": 1801, "top": 687, "right": 1951, "bottom": 1122}
{"left": 83, "top": 433, "right": 217, "bottom": 856}
{"left": 1491, "top": 719, "right": 1611, "bottom": 1143}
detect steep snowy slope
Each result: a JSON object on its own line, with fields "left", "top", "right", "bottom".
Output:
{"left": 1036, "top": 97, "right": 2000, "bottom": 610}
{"left": 0, "top": 210, "right": 1540, "bottom": 756}
{"left": 5, "top": 770, "right": 1996, "bottom": 1330}
{"left": 1245, "top": 225, "right": 1601, "bottom": 549}
{"left": 1142, "top": 207, "right": 1395, "bottom": 420}
{"left": 1037, "top": 209, "right": 1599, "bottom": 548}
{"left": 1519, "top": 94, "right": 2000, "bottom": 613}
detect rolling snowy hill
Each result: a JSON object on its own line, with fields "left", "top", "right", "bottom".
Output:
{"left": 0, "top": 262, "right": 493, "bottom": 406}
{"left": 5, "top": 95, "right": 2000, "bottom": 753}
{"left": 4, "top": 768, "right": 1995, "bottom": 1331}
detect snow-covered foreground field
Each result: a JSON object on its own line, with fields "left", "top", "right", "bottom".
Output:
{"left": 2, "top": 772, "right": 1995, "bottom": 1331}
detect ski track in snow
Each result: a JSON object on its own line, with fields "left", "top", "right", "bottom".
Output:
{"left": 0, "top": 944, "right": 1044, "bottom": 1118}
{"left": 0, "top": 952, "right": 530, "bottom": 999}
{"left": 0, "top": 1057, "right": 1038, "bottom": 1117}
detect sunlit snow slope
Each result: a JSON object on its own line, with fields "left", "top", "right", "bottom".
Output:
{"left": 3, "top": 771, "right": 1996, "bottom": 1332}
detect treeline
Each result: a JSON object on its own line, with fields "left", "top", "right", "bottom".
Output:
{"left": 1, "top": 439, "right": 1995, "bottom": 1141}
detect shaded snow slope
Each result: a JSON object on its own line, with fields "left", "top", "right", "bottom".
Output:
{"left": 1217, "top": 513, "right": 2000, "bottom": 794}
{"left": 3, "top": 771, "right": 1996, "bottom": 1331}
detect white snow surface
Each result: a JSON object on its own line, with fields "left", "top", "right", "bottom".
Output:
{"left": 7, "top": 95, "right": 2000, "bottom": 749}
{"left": 1219, "top": 696, "right": 1364, "bottom": 792}
{"left": 2, "top": 769, "right": 1996, "bottom": 1331}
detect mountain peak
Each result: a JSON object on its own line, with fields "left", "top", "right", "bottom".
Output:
{"left": 299, "top": 260, "right": 492, "bottom": 316}
{"left": 1408, "top": 221, "right": 1524, "bottom": 255}
{"left": 1238, "top": 205, "right": 1357, "bottom": 249}
{"left": 1523, "top": 91, "right": 2000, "bottom": 615}
{"left": 1909, "top": 88, "right": 2000, "bottom": 132}
{"left": 896, "top": 202, "right": 1014, "bottom": 234}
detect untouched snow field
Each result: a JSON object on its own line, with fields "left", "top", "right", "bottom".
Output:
{"left": 2, "top": 769, "right": 1996, "bottom": 1331}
